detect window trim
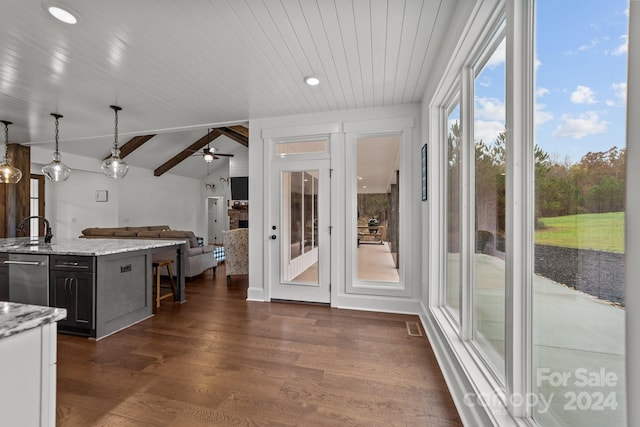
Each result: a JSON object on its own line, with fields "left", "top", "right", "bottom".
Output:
{"left": 443, "top": 87, "right": 463, "bottom": 326}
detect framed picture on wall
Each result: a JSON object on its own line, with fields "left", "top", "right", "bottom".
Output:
{"left": 421, "top": 144, "right": 427, "bottom": 201}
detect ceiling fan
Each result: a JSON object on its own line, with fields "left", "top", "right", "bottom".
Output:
{"left": 187, "top": 128, "right": 235, "bottom": 163}
{"left": 192, "top": 144, "right": 234, "bottom": 163}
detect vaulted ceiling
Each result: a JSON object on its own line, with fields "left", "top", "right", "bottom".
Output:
{"left": 0, "top": 0, "right": 464, "bottom": 179}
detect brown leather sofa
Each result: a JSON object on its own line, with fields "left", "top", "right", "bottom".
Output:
{"left": 80, "top": 225, "right": 216, "bottom": 278}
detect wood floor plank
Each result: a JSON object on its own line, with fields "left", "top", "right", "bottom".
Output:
{"left": 56, "top": 264, "right": 462, "bottom": 426}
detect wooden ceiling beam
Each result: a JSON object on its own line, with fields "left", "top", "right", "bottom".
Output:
{"left": 217, "top": 126, "right": 248, "bottom": 147}
{"left": 119, "top": 134, "right": 155, "bottom": 159}
{"left": 154, "top": 129, "right": 222, "bottom": 177}
{"left": 102, "top": 134, "right": 155, "bottom": 161}
{"left": 228, "top": 125, "right": 248, "bottom": 139}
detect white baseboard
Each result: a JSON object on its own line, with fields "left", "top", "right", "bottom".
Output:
{"left": 246, "top": 287, "right": 265, "bottom": 301}
{"left": 336, "top": 293, "right": 423, "bottom": 314}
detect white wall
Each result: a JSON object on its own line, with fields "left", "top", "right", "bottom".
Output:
{"left": 31, "top": 146, "right": 206, "bottom": 241}
{"left": 229, "top": 150, "right": 248, "bottom": 177}
{"left": 626, "top": 1, "right": 639, "bottom": 425}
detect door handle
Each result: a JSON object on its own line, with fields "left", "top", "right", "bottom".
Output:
{"left": 270, "top": 235, "right": 277, "bottom": 240}
{"left": 4, "top": 260, "right": 45, "bottom": 266}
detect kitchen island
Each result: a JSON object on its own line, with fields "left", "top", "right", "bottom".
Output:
{"left": 0, "top": 237, "right": 186, "bottom": 339}
{"left": 0, "top": 302, "right": 66, "bottom": 427}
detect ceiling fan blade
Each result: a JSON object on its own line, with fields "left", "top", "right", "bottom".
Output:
{"left": 215, "top": 153, "right": 234, "bottom": 157}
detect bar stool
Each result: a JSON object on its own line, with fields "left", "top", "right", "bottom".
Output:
{"left": 152, "top": 259, "right": 176, "bottom": 308}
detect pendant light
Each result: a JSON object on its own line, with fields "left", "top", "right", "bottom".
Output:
{"left": 42, "top": 113, "right": 71, "bottom": 181}
{"left": 100, "top": 105, "right": 129, "bottom": 179}
{"left": 0, "top": 120, "right": 23, "bottom": 184}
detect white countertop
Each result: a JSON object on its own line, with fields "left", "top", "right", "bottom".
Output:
{"left": 0, "top": 302, "right": 67, "bottom": 339}
{"left": 0, "top": 237, "right": 186, "bottom": 256}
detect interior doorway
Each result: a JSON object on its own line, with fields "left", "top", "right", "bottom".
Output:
{"left": 207, "top": 196, "right": 225, "bottom": 245}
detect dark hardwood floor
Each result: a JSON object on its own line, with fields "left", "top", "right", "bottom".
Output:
{"left": 56, "top": 264, "right": 462, "bottom": 426}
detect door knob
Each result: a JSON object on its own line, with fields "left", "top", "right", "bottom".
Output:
{"left": 270, "top": 235, "right": 277, "bottom": 240}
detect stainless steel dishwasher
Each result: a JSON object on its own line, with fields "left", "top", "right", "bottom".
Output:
{"left": 6, "top": 254, "right": 49, "bottom": 306}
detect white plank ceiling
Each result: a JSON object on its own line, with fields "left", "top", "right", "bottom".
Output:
{"left": 0, "top": 0, "right": 462, "bottom": 179}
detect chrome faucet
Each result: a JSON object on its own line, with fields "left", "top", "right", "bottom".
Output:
{"left": 16, "top": 216, "right": 53, "bottom": 243}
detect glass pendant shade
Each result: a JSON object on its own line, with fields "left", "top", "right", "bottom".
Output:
{"left": 0, "top": 158, "right": 23, "bottom": 184}
{"left": 42, "top": 113, "right": 71, "bottom": 182}
{"left": 0, "top": 120, "right": 22, "bottom": 184}
{"left": 101, "top": 148, "right": 129, "bottom": 179}
{"left": 203, "top": 152, "right": 214, "bottom": 163}
{"left": 102, "top": 105, "right": 128, "bottom": 179}
{"left": 42, "top": 152, "right": 71, "bottom": 181}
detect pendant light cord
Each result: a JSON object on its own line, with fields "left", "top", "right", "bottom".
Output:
{"left": 52, "top": 114, "right": 61, "bottom": 154}
{"left": 3, "top": 122, "right": 8, "bottom": 159}
{"left": 113, "top": 107, "right": 119, "bottom": 151}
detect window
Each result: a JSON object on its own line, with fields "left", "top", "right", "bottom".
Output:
{"left": 473, "top": 32, "right": 506, "bottom": 378}
{"left": 446, "top": 102, "right": 462, "bottom": 317}
{"left": 430, "top": 1, "right": 628, "bottom": 424}
{"left": 275, "top": 139, "right": 328, "bottom": 156}
{"left": 356, "top": 134, "right": 400, "bottom": 283}
{"left": 29, "top": 175, "right": 45, "bottom": 238}
{"left": 533, "top": 1, "right": 627, "bottom": 425}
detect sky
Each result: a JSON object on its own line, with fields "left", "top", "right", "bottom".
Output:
{"left": 474, "top": 0, "right": 629, "bottom": 164}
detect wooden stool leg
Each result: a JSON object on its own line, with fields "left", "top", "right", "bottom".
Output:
{"left": 155, "top": 265, "right": 161, "bottom": 308}
{"left": 166, "top": 263, "right": 177, "bottom": 301}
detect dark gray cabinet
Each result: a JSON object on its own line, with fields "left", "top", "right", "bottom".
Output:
{"left": 49, "top": 255, "right": 95, "bottom": 336}
{"left": 0, "top": 253, "right": 8, "bottom": 300}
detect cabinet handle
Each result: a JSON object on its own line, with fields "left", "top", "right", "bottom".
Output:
{"left": 56, "top": 264, "right": 88, "bottom": 269}
{"left": 65, "top": 277, "right": 75, "bottom": 295}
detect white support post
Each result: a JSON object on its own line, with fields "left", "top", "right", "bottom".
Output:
{"left": 504, "top": 0, "right": 535, "bottom": 418}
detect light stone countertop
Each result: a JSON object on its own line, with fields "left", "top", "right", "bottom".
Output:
{"left": 0, "top": 237, "right": 186, "bottom": 256}
{"left": 0, "top": 302, "right": 67, "bottom": 339}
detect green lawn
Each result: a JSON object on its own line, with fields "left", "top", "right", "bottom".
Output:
{"left": 535, "top": 212, "right": 624, "bottom": 253}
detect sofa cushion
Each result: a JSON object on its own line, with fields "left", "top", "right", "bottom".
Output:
{"left": 201, "top": 245, "right": 215, "bottom": 253}
{"left": 137, "top": 230, "right": 162, "bottom": 238}
{"left": 187, "top": 247, "right": 203, "bottom": 256}
{"left": 82, "top": 227, "right": 122, "bottom": 236}
{"left": 126, "top": 226, "right": 151, "bottom": 233}
{"left": 114, "top": 230, "right": 138, "bottom": 237}
{"left": 160, "top": 230, "right": 198, "bottom": 248}
{"left": 148, "top": 225, "right": 171, "bottom": 231}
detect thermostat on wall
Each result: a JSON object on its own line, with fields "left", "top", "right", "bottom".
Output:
{"left": 95, "top": 190, "right": 108, "bottom": 202}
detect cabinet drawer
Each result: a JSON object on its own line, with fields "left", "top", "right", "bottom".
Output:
{"left": 50, "top": 255, "right": 94, "bottom": 272}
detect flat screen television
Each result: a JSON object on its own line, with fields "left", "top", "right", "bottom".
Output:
{"left": 231, "top": 176, "right": 249, "bottom": 200}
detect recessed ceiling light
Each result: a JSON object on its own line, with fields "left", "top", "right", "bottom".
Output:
{"left": 304, "top": 76, "right": 320, "bottom": 86}
{"left": 48, "top": 6, "right": 77, "bottom": 24}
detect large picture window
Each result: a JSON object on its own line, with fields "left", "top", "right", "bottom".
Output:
{"left": 532, "top": 1, "right": 627, "bottom": 425}
{"left": 430, "top": 0, "right": 629, "bottom": 424}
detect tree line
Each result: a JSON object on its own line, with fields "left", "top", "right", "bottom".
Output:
{"left": 449, "top": 124, "right": 626, "bottom": 224}
{"left": 535, "top": 145, "right": 625, "bottom": 218}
